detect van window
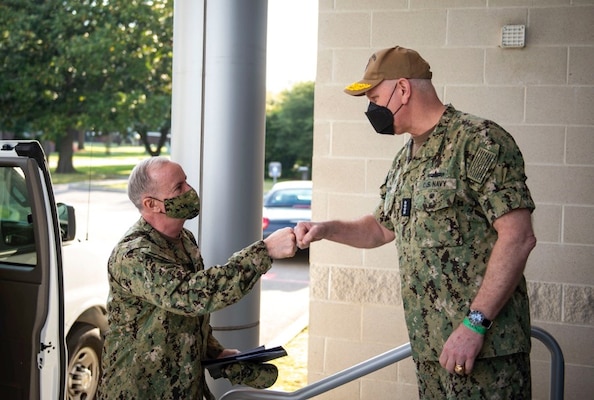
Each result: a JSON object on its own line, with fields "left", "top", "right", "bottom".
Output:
{"left": 0, "top": 166, "right": 37, "bottom": 266}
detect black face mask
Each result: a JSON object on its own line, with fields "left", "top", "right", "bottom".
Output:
{"left": 364, "top": 85, "right": 403, "bottom": 135}
{"left": 365, "top": 102, "right": 397, "bottom": 135}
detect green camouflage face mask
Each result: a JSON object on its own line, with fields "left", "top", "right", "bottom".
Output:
{"left": 155, "top": 188, "right": 201, "bottom": 220}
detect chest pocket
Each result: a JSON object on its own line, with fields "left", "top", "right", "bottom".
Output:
{"left": 413, "top": 188, "right": 462, "bottom": 248}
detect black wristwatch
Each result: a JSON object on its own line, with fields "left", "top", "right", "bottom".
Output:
{"left": 468, "top": 310, "right": 493, "bottom": 329}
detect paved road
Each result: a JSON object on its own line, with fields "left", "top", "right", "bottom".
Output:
{"left": 54, "top": 183, "right": 309, "bottom": 346}
{"left": 260, "top": 251, "right": 309, "bottom": 346}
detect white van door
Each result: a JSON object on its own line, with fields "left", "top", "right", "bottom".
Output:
{"left": 0, "top": 142, "right": 66, "bottom": 399}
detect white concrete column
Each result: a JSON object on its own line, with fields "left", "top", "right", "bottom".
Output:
{"left": 171, "top": 0, "right": 205, "bottom": 236}
{"left": 171, "top": 0, "right": 268, "bottom": 397}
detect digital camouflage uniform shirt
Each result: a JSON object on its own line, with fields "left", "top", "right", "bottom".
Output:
{"left": 98, "top": 218, "right": 273, "bottom": 400}
{"left": 374, "top": 104, "right": 535, "bottom": 362}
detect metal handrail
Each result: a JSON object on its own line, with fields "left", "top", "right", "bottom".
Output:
{"left": 220, "top": 326, "right": 564, "bottom": 400}
{"left": 220, "top": 342, "right": 411, "bottom": 400}
{"left": 531, "top": 326, "right": 565, "bottom": 400}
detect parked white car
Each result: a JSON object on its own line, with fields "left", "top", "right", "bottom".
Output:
{"left": 262, "top": 180, "right": 312, "bottom": 239}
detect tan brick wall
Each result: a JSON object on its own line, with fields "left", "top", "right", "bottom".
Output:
{"left": 310, "top": 1, "right": 594, "bottom": 399}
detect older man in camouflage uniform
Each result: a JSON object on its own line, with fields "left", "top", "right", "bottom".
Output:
{"left": 98, "top": 157, "right": 296, "bottom": 400}
{"left": 295, "top": 46, "right": 536, "bottom": 399}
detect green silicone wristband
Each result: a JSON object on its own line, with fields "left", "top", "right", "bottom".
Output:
{"left": 463, "top": 316, "right": 487, "bottom": 335}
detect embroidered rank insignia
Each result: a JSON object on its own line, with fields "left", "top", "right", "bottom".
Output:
{"left": 345, "top": 82, "right": 372, "bottom": 92}
{"left": 468, "top": 147, "right": 497, "bottom": 184}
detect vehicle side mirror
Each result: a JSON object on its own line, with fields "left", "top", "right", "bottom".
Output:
{"left": 57, "top": 203, "right": 76, "bottom": 242}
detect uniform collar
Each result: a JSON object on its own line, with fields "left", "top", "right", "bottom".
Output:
{"left": 407, "top": 104, "right": 456, "bottom": 163}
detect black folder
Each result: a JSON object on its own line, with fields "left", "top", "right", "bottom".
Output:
{"left": 203, "top": 345, "right": 287, "bottom": 370}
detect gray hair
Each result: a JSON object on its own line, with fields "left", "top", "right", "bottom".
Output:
{"left": 409, "top": 78, "right": 437, "bottom": 95}
{"left": 127, "top": 156, "right": 171, "bottom": 210}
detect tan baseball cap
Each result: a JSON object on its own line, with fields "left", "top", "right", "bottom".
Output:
{"left": 344, "top": 46, "right": 432, "bottom": 96}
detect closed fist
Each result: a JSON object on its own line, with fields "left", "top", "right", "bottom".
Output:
{"left": 263, "top": 227, "right": 297, "bottom": 259}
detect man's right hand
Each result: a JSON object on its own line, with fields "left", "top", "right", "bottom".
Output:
{"left": 295, "top": 216, "right": 394, "bottom": 249}
{"left": 294, "top": 221, "right": 323, "bottom": 249}
{"left": 263, "top": 227, "right": 297, "bottom": 259}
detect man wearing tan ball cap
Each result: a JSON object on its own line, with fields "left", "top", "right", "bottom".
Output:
{"left": 295, "top": 45, "right": 536, "bottom": 399}
{"left": 344, "top": 46, "right": 432, "bottom": 96}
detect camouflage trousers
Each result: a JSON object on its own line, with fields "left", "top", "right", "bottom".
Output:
{"left": 414, "top": 352, "right": 531, "bottom": 400}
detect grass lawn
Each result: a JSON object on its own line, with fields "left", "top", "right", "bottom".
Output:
{"left": 48, "top": 142, "right": 277, "bottom": 192}
{"left": 48, "top": 143, "right": 154, "bottom": 185}
{"left": 269, "top": 327, "right": 308, "bottom": 392}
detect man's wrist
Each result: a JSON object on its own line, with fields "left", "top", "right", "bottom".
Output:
{"left": 468, "top": 309, "right": 493, "bottom": 329}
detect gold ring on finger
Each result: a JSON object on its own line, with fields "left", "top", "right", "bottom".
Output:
{"left": 454, "top": 364, "right": 465, "bottom": 375}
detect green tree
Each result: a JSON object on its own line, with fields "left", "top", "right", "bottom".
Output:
{"left": 265, "top": 81, "right": 314, "bottom": 179}
{"left": 0, "top": 0, "right": 173, "bottom": 172}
